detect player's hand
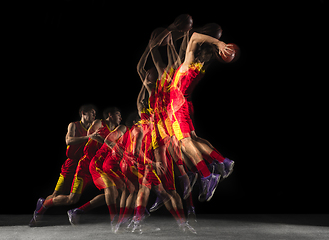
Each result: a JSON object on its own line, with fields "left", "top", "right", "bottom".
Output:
{"left": 88, "top": 129, "right": 100, "bottom": 140}
{"left": 217, "top": 42, "right": 234, "bottom": 58}
{"left": 155, "top": 162, "right": 165, "bottom": 175}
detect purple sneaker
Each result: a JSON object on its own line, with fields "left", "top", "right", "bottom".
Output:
{"left": 198, "top": 175, "right": 211, "bottom": 202}
{"left": 29, "top": 198, "right": 45, "bottom": 227}
{"left": 212, "top": 161, "right": 226, "bottom": 179}
{"left": 223, "top": 158, "right": 235, "bottom": 179}
{"left": 206, "top": 173, "right": 220, "bottom": 202}
{"left": 187, "top": 206, "right": 197, "bottom": 223}
{"left": 67, "top": 208, "right": 84, "bottom": 225}
{"left": 149, "top": 196, "right": 164, "bottom": 212}
{"left": 178, "top": 174, "right": 194, "bottom": 200}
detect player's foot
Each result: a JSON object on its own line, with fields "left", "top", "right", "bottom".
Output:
{"left": 29, "top": 198, "right": 45, "bottom": 227}
{"left": 198, "top": 175, "right": 211, "bottom": 202}
{"left": 67, "top": 208, "right": 83, "bottom": 226}
{"left": 149, "top": 196, "right": 164, "bottom": 212}
{"left": 187, "top": 206, "right": 197, "bottom": 223}
{"left": 111, "top": 215, "right": 119, "bottom": 233}
{"left": 126, "top": 216, "right": 136, "bottom": 230}
{"left": 223, "top": 158, "right": 235, "bottom": 179}
{"left": 145, "top": 208, "right": 151, "bottom": 219}
{"left": 178, "top": 174, "right": 192, "bottom": 200}
{"left": 206, "top": 174, "right": 220, "bottom": 201}
{"left": 211, "top": 161, "right": 226, "bottom": 179}
{"left": 131, "top": 219, "right": 143, "bottom": 234}
{"left": 179, "top": 221, "right": 197, "bottom": 234}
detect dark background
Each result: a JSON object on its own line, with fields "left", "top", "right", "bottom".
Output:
{"left": 4, "top": 1, "right": 326, "bottom": 215}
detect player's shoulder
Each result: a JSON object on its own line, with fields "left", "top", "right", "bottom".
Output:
{"left": 68, "top": 121, "right": 78, "bottom": 129}
{"left": 93, "top": 119, "right": 102, "bottom": 125}
{"left": 117, "top": 124, "right": 127, "bottom": 133}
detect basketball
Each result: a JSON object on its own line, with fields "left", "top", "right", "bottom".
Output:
{"left": 219, "top": 43, "right": 240, "bottom": 63}
{"left": 174, "top": 14, "right": 193, "bottom": 32}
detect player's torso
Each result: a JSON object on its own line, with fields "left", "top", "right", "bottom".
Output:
{"left": 66, "top": 121, "right": 88, "bottom": 160}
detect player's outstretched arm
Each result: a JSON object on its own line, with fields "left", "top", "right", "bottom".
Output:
{"left": 184, "top": 32, "right": 232, "bottom": 67}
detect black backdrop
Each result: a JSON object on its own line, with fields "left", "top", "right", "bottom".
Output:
{"left": 4, "top": 0, "right": 326, "bottom": 215}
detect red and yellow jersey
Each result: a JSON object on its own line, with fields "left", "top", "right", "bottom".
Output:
{"left": 66, "top": 121, "right": 88, "bottom": 160}
{"left": 138, "top": 108, "right": 154, "bottom": 165}
{"left": 171, "top": 62, "right": 205, "bottom": 100}
{"left": 83, "top": 119, "right": 111, "bottom": 159}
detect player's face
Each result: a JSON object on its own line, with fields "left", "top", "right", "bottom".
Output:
{"left": 84, "top": 109, "right": 96, "bottom": 123}
{"left": 110, "top": 111, "right": 122, "bottom": 126}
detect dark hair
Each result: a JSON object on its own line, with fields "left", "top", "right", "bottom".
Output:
{"left": 79, "top": 104, "right": 97, "bottom": 117}
{"left": 103, "top": 107, "right": 121, "bottom": 120}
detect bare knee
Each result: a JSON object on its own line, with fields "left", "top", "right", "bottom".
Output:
{"left": 67, "top": 193, "right": 80, "bottom": 205}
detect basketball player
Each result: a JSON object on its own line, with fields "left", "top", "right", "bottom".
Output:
{"left": 30, "top": 107, "right": 117, "bottom": 227}
{"left": 177, "top": 24, "right": 235, "bottom": 179}
{"left": 67, "top": 107, "right": 125, "bottom": 226}
{"left": 130, "top": 82, "right": 196, "bottom": 234}
{"left": 29, "top": 104, "right": 97, "bottom": 227}
{"left": 169, "top": 31, "right": 234, "bottom": 202}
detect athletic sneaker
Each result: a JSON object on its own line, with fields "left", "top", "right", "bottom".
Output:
{"left": 198, "top": 175, "right": 211, "bottom": 202}
{"left": 178, "top": 174, "right": 193, "bottom": 200}
{"left": 131, "top": 219, "right": 143, "bottom": 234}
{"left": 111, "top": 215, "right": 119, "bottom": 233}
{"left": 149, "top": 196, "right": 164, "bottom": 212}
{"left": 178, "top": 221, "right": 197, "bottom": 234}
{"left": 67, "top": 208, "right": 83, "bottom": 225}
{"left": 206, "top": 174, "right": 220, "bottom": 202}
{"left": 29, "top": 198, "right": 45, "bottom": 227}
{"left": 223, "top": 158, "right": 235, "bottom": 178}
{"left": 187, "top": 206, "right": 197, "bottom": 223}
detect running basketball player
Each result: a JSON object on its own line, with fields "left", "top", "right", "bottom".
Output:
{"left": 29, "top": 107, "right": 118, "bottom": 227}
{"left": 29, "top": 104, "right": 97, "bottom": 227}
{"left": 67, "top": 107, "right": 124, "bottom": 226}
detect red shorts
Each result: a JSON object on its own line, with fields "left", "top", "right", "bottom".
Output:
{"left": 103, "top": 161, "right": 127, "bottom": 190}
{"left": 70, "top": 155, "right": 93, "bottom": 194}
{"left": 120, "top": 157, "right": 139, "bottom": 191}
{"left": 138, "top": 163, "right": 161, "bottom": 189}
{"left": 89, "top": 145, "right": 115, "bottom": 190}
{"left": 55, "top": 158, "right": 79, "bottom": 193}
{"left": 171, "top": 99, "right": 193, "bottom": 141}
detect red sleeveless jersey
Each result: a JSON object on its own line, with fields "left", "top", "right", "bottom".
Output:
{"left": 66, "top": 121, "right": 88, "bottom": 160}
{"left": 83, "top": 119, "right": 111, "bottom": 159}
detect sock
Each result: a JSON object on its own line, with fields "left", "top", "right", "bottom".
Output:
{"left": 78, "top": 201, "right": 93, "bottom": 213}
{"left": 119, "top": 207, "right": 125, "bottom": 216}
{"left": 202, "top": 154, "right": 214, "bottom": 164}
{"left": 169, "top": 209, "right": 179, "bottom": 222}
{"left": 196, "top": 161, "right": 211, "bottom": 178}
{"left": 120, "top": 207, "right": 133, "bottom": 222}
{"left": 37, "top": 198, "right": 53, "bottom": 215}
{"left": 210, "top": 150, "right": 225, "bottom": 163}
{"left": 135, "top": 206, "right": 146, "bottom": 221}
{"left": 108, "top": 204, "right": 117, "bottom": 221}
{"left": 176, "top": 208, "right": 186, "bottom": 221}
